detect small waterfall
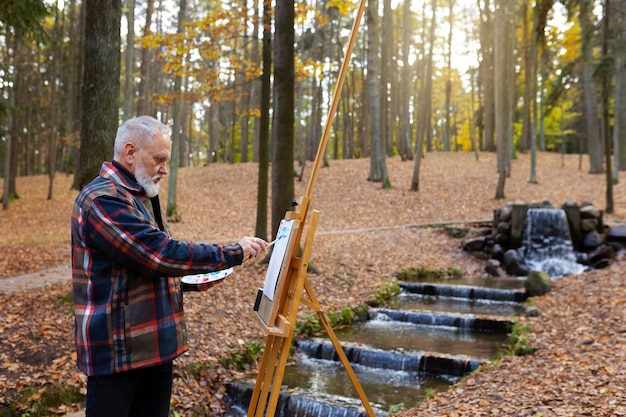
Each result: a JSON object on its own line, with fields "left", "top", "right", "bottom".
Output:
{"left": 519, "top": 208, "right": 586, "bottom": 278}
{"left": 372, "top": 308, "right": 512, "bottom": 334}
{"left": 295, "top": 339, "right": 480, "bottom": 377}
{"left": 225, "top": 382, "right": 376, "bottom": 417}
{"left": 398, "top": 282, "right": 527, "bottom": 303}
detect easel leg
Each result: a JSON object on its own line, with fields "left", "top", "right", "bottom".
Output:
{"left": 248, "top": 334, "right": 278, "bottom": 417}
{"left": 304, "top": 279, "right": 377, "bottom": 417}
{"left": 247, "top": 328, "right": 296, "bottom": 417}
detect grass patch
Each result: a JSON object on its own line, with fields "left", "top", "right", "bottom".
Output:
{"left": 296, "top": 305, "right": 369, "bottom": 337}
{"left": 221, "top": 340, "right": 264, "bottom": 371}
{"left": 373, "top": 281, "right": 401, "bottom": 306}
{"left": 395, "top": 266, "right": 462, "bottom": 282}
{"left": 495, "top": 320, "right": 535, "bottom": 359}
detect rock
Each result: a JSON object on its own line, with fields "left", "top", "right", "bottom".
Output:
{"left": 580, "top": 204, "right": 600, "bottom": 219}
{"left": 608, "top": 241, "right": 623, "bottom": 254}
{"left": 463, "top": 238, "right": 485, "bottom": 252}
{"left": 539, "top": 198, "right": 554, "bottom": 208}
{"left": 581, "top": 218, "right": 598, "bottom": 233}
{"left": 588, "top": 244, "right": 616, "bottom": 265}
{"left": 561, "top": 200, "right": 578, "bottom": 209}
{"left": 592, "top": 258, "right": 613, "bottom": 269}
{"left": 491, "top": 244, "right": 505, "bottom": 261}
{"left": 445, "top": 226, "right": 468, "bottom": 239}
{"left": 607, "top": 225, "right": 626, "bottom": 244}
{"left": 582, "top": 230, "right": 603, "bottom": 250}
{"left": 500, "top": 205, "right": 512, "bottom": 222}
{"left": 525, "top": 270, "right": 551, "bottom": 297}
{"left": 494, "top": 232, "right": 510, "bottom": 247}
{"left": 503, "top": 249, "right": 530, "bottom": 276}
{"left": 485, "top": 259, "right": 502, "bottom": 277}
{"left": 496, "top": 221, "right": 511, "bottom": 235}
{"left": 525, "top": 305, "right": 542, "bottom": 317}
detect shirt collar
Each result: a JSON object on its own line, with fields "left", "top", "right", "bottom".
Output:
{"left": 100, "top": 160, "right": 143, "bottom": 194}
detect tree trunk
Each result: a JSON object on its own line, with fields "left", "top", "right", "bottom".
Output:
{"left": 166, "top": 0, "right": 186, "bottom": 219}
{"left": 614, "top": 0, "right": 626, "bottom": 174}
{"left": 47, "top": 2, "right": 63, "bottom": 200}
{"left": 380, "top": 0, "right": 391, "bottom": 157}
{"left": 73, "top": 0, "right": 121, "bottom": 190}
{"left": 579, "top": 0, "right": 603, "bottom": 174}
{"left": 271, "top": 0, "right": 295, "bottom": 237}
{"left": 478, "top": 0, "right": 495, "bottom": 152}
{"left": 366, "top": 0, "right": 390, "bottom": 188}
{"left": 62, "top": 0, "right": 82, "bottom": 175}
{"left": 410, "top": 0, "right": 436, "bottom": 191}
{"left": 255, "top": 0, "right": 272, "bottom": 241}
{"left": 601, "top": 0, "right": 613, "bottom": 213}
{"left": 123, "top": 0, "right": 135, "bottom": 119}
{"left": 443, "top": 0, "right": 454, "bottom": 152}
{"left": 494, "top": 0, "right": 507, "bottom": 199}
{"left": 136, "top": 0, "right": 154, "bottom": 116}
{"left": 400, "top": 0, "right": 413, "bottom": 161}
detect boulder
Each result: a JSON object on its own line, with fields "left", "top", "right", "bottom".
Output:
{"left": 607, "top": 225, "right": 626, "bottom": 244}
{"left": 503, "top": 249, "right": 530, "bottom": 276}
{"left": 525, "top": 270, "right": 551, "bottom": 297}
{"left": 582, "top": 230, "right": 603, "bottom": 250}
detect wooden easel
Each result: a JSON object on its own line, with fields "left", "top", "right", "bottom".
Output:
{"left": 248, "top": 0, "right": 374, "bottom": 415}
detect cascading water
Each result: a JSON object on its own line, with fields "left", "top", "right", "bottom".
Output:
{"left": 518, "top": 208, "right": 586, "bottom": 278}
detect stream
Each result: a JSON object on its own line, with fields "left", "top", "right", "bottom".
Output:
{"left": 225, "top": 275, "right": 526, "bottom": 416}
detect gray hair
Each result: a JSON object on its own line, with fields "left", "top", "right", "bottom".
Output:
{"left": 113, "top": 116, "right": 171, "bottom": 160}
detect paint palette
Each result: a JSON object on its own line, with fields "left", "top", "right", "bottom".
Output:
{"left": 181, "top": 267, "right": 233, "bottom": 285}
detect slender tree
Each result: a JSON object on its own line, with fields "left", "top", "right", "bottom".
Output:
{"left": 494, "top": 0, "right": 508, "bottom": 199}
{"left": 166, "top": 0, "right": 186, "bottom": 219}
{"left": 255, "top": 0, "right": 272, "bottom": 241}
{"left": 614, "top": 0, "right": 626, "bottom": 175}
{"left": 477, "top": 0, "right": 495, "bottom": 152}
{"left": 123, "top": 0, "right": 135, "bottom": 119}
{"left": 136, "top": 0, "right": 154, "bottom": 116}
{"left": 400, "top": 0, "right": 414, "bottom": 161}
{"left": 47, "top": 1, "right": 63, "bottom": 200}
{"left": 1, "top": 0, "right": 49, "bottom": 208}
{"left": 601, "top": 0, "right": 613, "bottom": 213}
{"left": 443, "top": 0, "right": 455, "bottom": 152}
{"left": 410, "top": 0, "right": 437, "bottom": 192}
{"left": 366, "top": 0, "right": 391, "bottom": 188}
{"left": 579, "top": 0, "right": 603, "bottom": 173}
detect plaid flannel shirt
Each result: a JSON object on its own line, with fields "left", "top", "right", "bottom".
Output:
{"left": 71, "top": 161, "right": 244, "bottom": 376}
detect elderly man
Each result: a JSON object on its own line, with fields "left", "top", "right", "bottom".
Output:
{"left": 71, "top": 115, "right": 267, "bottom": 417}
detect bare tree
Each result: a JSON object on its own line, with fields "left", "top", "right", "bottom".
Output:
{"left": 579, "top": 0, "right": 603, "bottom": 174}
{"left": 494, "top": 0, "right": 509, "bottom": 199}
{"left": 166, "top": 0, "right": 186, "bottom": 219}
{"left": 410, "top": 0, "right": 437, "bottom": 192}
{"left": 366, "top": 0, "right": 391, "bottom": 188}
{"left": 123, "top": 0, "right": 135, "bottom": 119}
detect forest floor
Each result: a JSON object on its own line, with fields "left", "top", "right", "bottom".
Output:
{"left": 1, "top": 152, "right": 626, "bottom": 416}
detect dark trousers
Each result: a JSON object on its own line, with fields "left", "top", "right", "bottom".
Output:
{"left": 85, "top": 362, "right": 173, "bottom": 417}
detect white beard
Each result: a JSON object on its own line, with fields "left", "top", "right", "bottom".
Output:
{"left": 135, "top": 158, "right": 161, "bottom": 198}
